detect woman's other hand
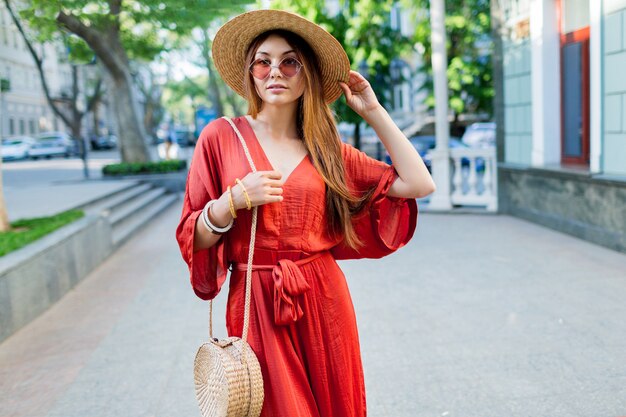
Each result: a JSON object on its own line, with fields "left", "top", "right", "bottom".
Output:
{"left": 338, "top": 70, "right": 381, "bottom": 118}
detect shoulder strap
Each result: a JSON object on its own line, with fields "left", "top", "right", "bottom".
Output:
{"left": 222, "top": 116, "right": 258, "bottom": 173}
{"left": 208, "top": 116, "right": 258, "bottom": 347}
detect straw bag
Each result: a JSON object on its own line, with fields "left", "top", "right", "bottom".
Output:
{"left": 193, "top": 117, "right": 264, "bottom": 417}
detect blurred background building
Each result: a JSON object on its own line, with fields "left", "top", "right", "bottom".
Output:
{"left": 495, "top": 0, "right": 626, "bottom": 253}
{"left": 0, "top": 3, "right": 115, "bottom": 143}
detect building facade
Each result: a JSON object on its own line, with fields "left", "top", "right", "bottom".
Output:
{"left": 496, "top": 0, "right": 626, "bottom": 253}
{"left": 0, "top": 4, "right": 112, "bottom": 141}
{"left": 0, "top": 4, "right": 70, "bottom": 137}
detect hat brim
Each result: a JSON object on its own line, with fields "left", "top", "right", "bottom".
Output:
{"left": 212, "top": 9, "right": 350, "bottom": 105}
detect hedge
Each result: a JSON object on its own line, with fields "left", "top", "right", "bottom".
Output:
{"left": 102, "top": 159, "right": 187, "bottom": 176}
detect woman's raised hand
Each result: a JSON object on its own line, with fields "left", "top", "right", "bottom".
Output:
{"left": 338, "top": 70, "right": 381, "bottom": 118}
{"left": 233, "top": 170, "right": 284, "bottom": 209}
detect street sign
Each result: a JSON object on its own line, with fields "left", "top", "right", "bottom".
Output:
{"left": 195, "top": 107, "right": 217, "bottom": 140}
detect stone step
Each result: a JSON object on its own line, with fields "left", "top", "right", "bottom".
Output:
{"left": 108, "top": 187, "right": 167, "bottom": 226}
{"left": 72, "top": 181, "right": 141, "bottom": 213}
{"left": 82, "top": 183, "right": 154, "bottom": 215}
{"left": 112, "top": 192, "right": 180, "bottom": 247}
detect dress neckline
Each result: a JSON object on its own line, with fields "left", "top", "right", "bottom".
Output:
{"left": 240, "top": 115, "right": 309, "bottom": 186}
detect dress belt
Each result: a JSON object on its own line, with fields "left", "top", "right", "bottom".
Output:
{"left": 232, "top": 251, "right": 328, "bottom": 326}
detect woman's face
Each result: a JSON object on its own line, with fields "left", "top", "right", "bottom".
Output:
{"left": 250, "top": 34, "right": 305, "bottom": 107}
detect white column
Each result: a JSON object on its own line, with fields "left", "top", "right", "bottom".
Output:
{"left": 428, "top": 0, "right": 452, "bottom": 210}
{"left": 589, "top": 0, "right": 602, "bottom": 173}
{"left": 530, "top": 0, "right": 561, "bottom": 166}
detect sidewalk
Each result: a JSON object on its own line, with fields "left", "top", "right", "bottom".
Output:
{"left": 1, "top": 204, "right": 625, "bottom": 417}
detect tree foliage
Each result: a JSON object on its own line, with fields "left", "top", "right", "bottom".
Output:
{"left": 16, "top": 0, "right": 250, "bottom": 162}
{"left": 406, "top": 0, "right": 493, "bottom": 129}
{"left": 20, "top": 0, "right": 249, "bottom": 62}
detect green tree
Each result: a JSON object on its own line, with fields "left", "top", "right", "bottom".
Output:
{"left": 5, "top": 0, "right": 102, "bottom": 175}
{"left": 190, "top": 21, "right": 246, "bottom": 117}
{"left": 18, "top": 0, "right": 249, "bottom": 162}
{"left": 407, "top": 0, "right": 493, "bottom": 136}
{"left": 265, "top": 0, "right": 413, "bottom": 150}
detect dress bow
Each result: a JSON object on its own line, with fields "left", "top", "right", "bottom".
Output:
{"left": 272, "top": 259, "right": 311, "bottom": 325}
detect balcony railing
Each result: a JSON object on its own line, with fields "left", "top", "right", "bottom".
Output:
{"left": 449, "top": 147, "right": 498, "bottom": 211}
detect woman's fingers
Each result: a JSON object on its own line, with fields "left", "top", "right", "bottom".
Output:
{"left": 261, "top": 170, "right": 283, "bottom": 180}
{"left": 339, "top": 81, "right": 352, "bottom": 100}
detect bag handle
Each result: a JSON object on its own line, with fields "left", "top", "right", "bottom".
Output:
{"left": 209, "top": 116, "right": 258, "bottom": 345}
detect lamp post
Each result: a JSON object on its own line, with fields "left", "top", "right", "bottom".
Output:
{"left": 428, "top": 0, "right": 452, "bottom": 210}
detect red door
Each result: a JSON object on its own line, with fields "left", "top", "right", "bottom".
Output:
{"left": 558, "top": 0, "right": 590, "bottom": 165}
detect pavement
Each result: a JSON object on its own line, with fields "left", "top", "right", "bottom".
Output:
{"left": 1, "top": 202, "right": 626, "bottom": 416}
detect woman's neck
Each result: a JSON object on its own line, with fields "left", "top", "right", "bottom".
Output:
{"left": 253, "top": 102, "right": 299, "bottom": 140}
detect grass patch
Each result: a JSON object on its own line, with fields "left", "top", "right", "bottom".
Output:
{"left": 102, "top": 160, "right": 187, "bottom": 176}
{"left": 0, "top": 210, "right": 85, "bottom": 257}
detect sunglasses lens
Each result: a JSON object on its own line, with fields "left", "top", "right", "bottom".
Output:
{"left": 250, "top": 58, "right": 302, "bottom": 79}
{"left": 279, "top": 58, "right": 301, "bottom": 77}
{"left": 251, "top": 60, "right": 271, "bottom": 79}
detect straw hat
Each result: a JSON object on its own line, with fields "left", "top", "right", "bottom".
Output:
{"left": 212, "top": 9, "right": 350, "bottom": 104}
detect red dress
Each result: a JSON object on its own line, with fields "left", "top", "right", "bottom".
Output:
{"left": 176, "top": 116, "right": 418, "bottom": 417}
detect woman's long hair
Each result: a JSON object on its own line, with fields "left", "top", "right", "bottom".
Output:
{"left": 243, "top": 29, "right": 376, "bottom": 250}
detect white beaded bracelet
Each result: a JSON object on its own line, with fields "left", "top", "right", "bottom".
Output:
{"left": 202, "top": 200, "right": 234, "bottom": 234}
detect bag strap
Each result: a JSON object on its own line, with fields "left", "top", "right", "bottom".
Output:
{"left": 208, "top": 116, "right": 258, "bottom": 345}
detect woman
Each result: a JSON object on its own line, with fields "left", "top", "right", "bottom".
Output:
{"left": 176, "top": 9, "right": 435, "bottom": 417}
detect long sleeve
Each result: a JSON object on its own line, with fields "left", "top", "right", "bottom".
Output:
{"left": 330, "top": 142, "right": 418, "bottom": 260}
{"left": 175, "top": 119, "right": 230, "bottom": 300}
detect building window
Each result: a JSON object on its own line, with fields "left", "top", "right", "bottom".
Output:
{"left": 9, "top": 118, "right": 14, "bottom": 135}
{"left": 29, "top": 119, "right": 35, "bottom": 134}
{"left": 19, "top": 119, "right": 25, "bottom": 134}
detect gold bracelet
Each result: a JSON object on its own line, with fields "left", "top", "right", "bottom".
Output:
{"left": 227, "top": 186, "right": 237, "bottom": 219}
{"left": 235, "top": 178, "right": 252, "bottom": 210}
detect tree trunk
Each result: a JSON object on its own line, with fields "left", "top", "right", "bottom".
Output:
{"left": 203, "top": 32, "right": 224, "bottom": 117}
{"left": 56, "top": 12, "right": 151, "bottom": 163}
{"left": 451, "top": 112, "right": 463, "bottom": 138}
{"left": 105, "top": 65, "right": 150, "bottom": 163}
{"left": 207, "top": 62, "right": 224, "bottom": 117}
{"left": 93, "top": 102, "right": 100, "bottom": 136}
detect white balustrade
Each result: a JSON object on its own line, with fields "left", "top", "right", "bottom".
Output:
{"left": 448, "top": 147, "right": 498, "bottom": 211}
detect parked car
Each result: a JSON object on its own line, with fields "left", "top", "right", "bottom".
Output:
{"left": 175, "top": 129, "right": 195, "bottom": 147}
{"left": 461, "top": 122, "right": 496, "bottom": 148}
{"left": 385, "top": 135, "right": 484, "bottom": 173}
{"left": 156, "top": 129, "right": 194, "bottom": 147}
{"left": 90, "top": 133, "right": 117, "bottom": 150}
{"left": 1, "top": 136, "right": 36, "bottom": 161}
{"left": 29, "top": 132, "right": 78, "bottom": 159}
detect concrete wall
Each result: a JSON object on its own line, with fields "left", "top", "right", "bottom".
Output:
{"left": 0, "top": 215, "right": 113, "bottom": 343}
{"left": 603, "top": 4, "right": 626, "bottom": 175}
{"left": 499, "top": 165, "right": 626, "bottom": 254}
{"left": 503, "top": 38, "right": 533, "bottom": 165}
